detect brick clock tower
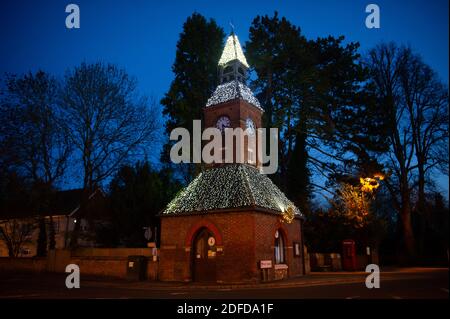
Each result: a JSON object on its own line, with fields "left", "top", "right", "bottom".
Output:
{"left": 202, "top": 32, "right": 263, "bottom": 167}
{"left": 159, "top": 32, "right": 305, "bottom": 283}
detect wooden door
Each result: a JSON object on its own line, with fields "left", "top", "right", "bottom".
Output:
{"left": 192, "top": 228, "right": 217, "bottom": 282}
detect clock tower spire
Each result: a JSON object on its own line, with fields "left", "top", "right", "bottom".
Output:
{"left": 218, "top": 30, "right": 249, "bottom": 84}
{"left": 203, "top": 30, "right": 263, "bottom": 167}
{"left": 159, "top": 28, "right": 304, "bottom": 285}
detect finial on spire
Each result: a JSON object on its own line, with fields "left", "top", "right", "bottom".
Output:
{"left": 229, "top": 21, "right": 235, "bottom": 35}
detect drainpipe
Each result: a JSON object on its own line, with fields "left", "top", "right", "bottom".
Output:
{"left": 300, "top": 219, "right": 306, "bottom": 275}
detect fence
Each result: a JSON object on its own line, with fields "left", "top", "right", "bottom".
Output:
{"left": 309, "top": 251, "right": 379, "bottom": 271}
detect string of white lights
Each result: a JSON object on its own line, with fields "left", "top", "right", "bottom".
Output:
{"left": 205, "top": 80, "right": 262, "bottom": 109}
{"left": 163, "top": 164, "right": 301, "bottom": 216}
{"left": 218, "top": 34, "right": 249, "bottom": 68}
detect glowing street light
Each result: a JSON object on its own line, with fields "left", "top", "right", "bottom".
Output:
{"left": 359, "top": 174, "right": 384, "bottom": 193}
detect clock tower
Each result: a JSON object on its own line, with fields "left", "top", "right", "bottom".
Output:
{"left": 203, "top": 31, "right": 263, "bottom": 167}
{"left": 159, "top": 30, "right": 305, "bottom": 284}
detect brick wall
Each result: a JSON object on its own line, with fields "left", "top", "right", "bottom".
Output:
{"left": 254, "top": 213, "right": 304, "bottom": 280}
{"left": 0, "top": 257, "right": 47, "bottom": 273}
{"left": 204, "top": 99, "right": 263, "bottom": 131}
{"left": 203, "top": 99, "right": 264, "bottom": 167}
{"left": 73, "top": 248, "right": 153, "bottom": 257}
{"left": 0, "top": 249, "right": 159, "bottom": 280}
{"left": 159, "top": 212, "right": 257, "bottom": 282}
{"left": 159, "top": 210, "right": 304, "bottom": 283}
{"left": 70, "top": 256, "right": 128, "bottom": 278}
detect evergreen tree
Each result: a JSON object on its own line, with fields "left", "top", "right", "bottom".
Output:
{"left": 286, "top": 128, "right": 311, "bottom": 214}
{"left": 246, "top": 12, "right": 389, "bottom": 212}
{"left": 108, "top": 162, "right": 181, "bottom": 247}
{"left": 160, "top": 13, "right": 225, "bottom": 182}
{"left": 246, "top": 12, "right": 311, "bottom": 191}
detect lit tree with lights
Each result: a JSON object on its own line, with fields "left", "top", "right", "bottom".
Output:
{"left": 331, "top": 175, "right": 384, "bottom": 229}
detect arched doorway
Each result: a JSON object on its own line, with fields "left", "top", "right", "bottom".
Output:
{"left": 192, "top": 228, "right": 217, "bottom": 282}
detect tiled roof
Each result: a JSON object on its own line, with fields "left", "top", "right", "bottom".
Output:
{"left": 218, "top": 34, "right": 249, "bottom": 68}
{"left": 162, "top": 164, "right": 302, "bottom": 217}
{"left": 205, "top": 80, "right": 262, "bottom": 110}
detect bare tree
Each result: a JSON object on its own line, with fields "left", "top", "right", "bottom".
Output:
{"left": 400, "top": 51, "right": 449, "bottom": 213}
{"left": 399, "top": 49, "right": 449, "bottom": 256}
{"left": 0, "top": 71, "right": 72, "bottom": 253}
{"left": 365, "top": 43, "right": 416, "bottom": 256}
{"left": 61, "top": 62, "right": 160, "bottom": 193}
{"left": 365, "top": 43, "right": 449, "bottom": 258}
{"left": 0, "top": 218, "right": 37, "bottom": 257}
{"left": 61, "top": 63, "right": 160, "bottom": 248}
{"left": 0, "top": 71, "right": 72, "bottom": 188}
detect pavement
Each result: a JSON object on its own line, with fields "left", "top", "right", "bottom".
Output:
{"left": 0, "top": 267, "right": 448, "bottom": 299}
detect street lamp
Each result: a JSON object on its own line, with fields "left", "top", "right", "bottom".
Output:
{"left": 359, "top": 174, "right": 384, "bottom": 194}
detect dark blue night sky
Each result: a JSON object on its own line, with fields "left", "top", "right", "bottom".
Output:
{"left": 0, "top": 0, "right": 448, "bottom": 194}
{"left": 1, "top": 1, "right": 448, "bottom": 95}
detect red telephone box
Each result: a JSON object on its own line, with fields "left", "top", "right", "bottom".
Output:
{"left": 342, "top": 239, "right": 357, "bottom": 271}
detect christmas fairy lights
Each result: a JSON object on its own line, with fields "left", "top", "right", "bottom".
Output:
{"left": 218, "top": 34, "right": 249, "bottom": 68}
{"left": 205, "top": 80, "right": 262, "bottom": 109}
{"left": 163, "top": 164, "right": 302, "bottom": 217}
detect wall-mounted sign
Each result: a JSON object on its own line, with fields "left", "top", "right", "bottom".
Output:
{"left": 274, "top": 264, "right": 288, "bottom": 270}
{"left": 260, "top": 260, "right": 272, "bottom": 269}
{"left": 208, "top": 237, "right": 216, "bottom": 246}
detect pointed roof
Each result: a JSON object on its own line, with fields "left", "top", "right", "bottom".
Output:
{"left": 218, "top": 33, "right": 249, "bottom": 68}
{"left": 162, "top": 164, "right": 302, "bottom": 218}
{"left": 205, "top": 80, "right": 262, "bottom": 110}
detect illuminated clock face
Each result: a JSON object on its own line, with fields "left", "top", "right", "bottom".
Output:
{"left": 216, "top": 116, "right": 231, "bottom": 133}
{"left": 245, "top": 117, "right": 255, "bottom": 135}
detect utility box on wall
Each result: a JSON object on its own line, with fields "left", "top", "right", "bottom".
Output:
{"left": 126, "top": 255, "right": 147, "bottom": 281}
{"left": 342, "top": 239, "right": 357, "bottom": 271}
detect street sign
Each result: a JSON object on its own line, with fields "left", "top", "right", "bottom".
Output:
{"left": 260, "top": 260, "right": 272, "bottom": 269}
{"left": 144, "top": 227, "right": 152, "bottom": 241}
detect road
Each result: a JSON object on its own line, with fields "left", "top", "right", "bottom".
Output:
{"left": 0, "top": 267, "right": 447, "bottom": 299}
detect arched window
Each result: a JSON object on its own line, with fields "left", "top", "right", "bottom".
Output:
{"left": 274, "top": 229, "right": 285, "bottom": 264}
